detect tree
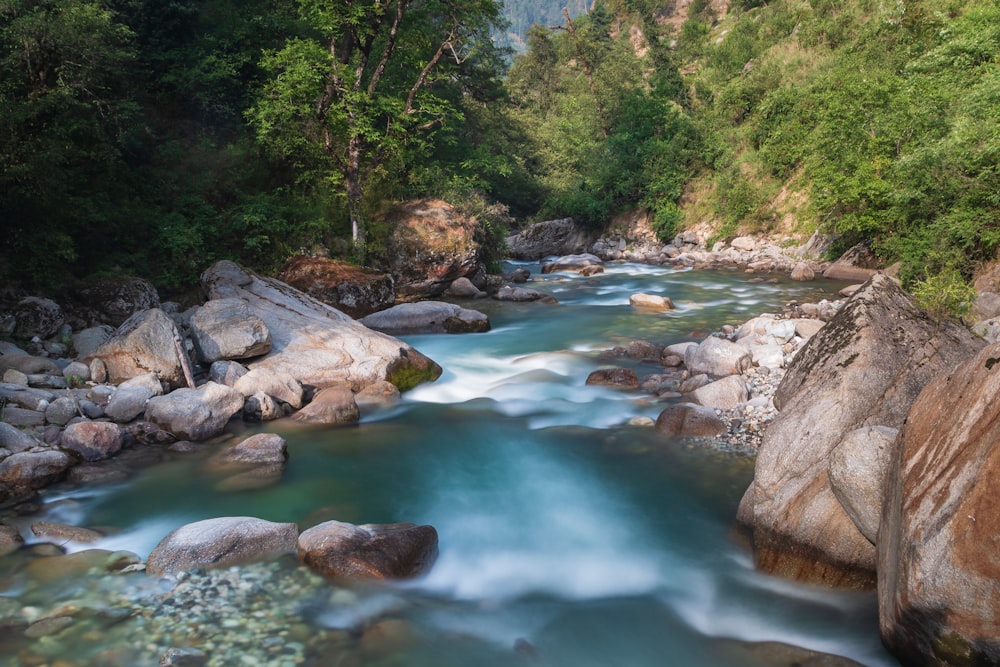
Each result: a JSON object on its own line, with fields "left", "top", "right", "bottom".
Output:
{"left": 248, "top": 0, "right": 505, "bottom": 262}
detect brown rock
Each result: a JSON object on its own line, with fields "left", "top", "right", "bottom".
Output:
{"left": 738, "top": 274, "right": 984, "bottom": 588}
{"left": 879, "top": 343, "right": 1000, "bottom": 666}
{"left": 0, "top": 524, "right": 23, "bottom": 556}
{"left": 146, "top": 517, "right": 299, "bottom": 576}
{"left": 293, "top": 386, "right": 360, "bottom": 426}
{"left": 298, "top": 520, "right": 438, "bottom": 580}
{"left": 585, "top": 368, "right": 639, "bottom": 389}
{"left": 31, "top": 521, "right": 103, "bottom": 544}
{"left": 629, "top": 293, "right": 675, "bottom": 311}
{"left": 207, "top": 433, "right": 287, "bottom": 469}
{"left": 60, "top": 421, "right": 125, "bottom": 462}
{"left": 654, "top": 403, "right": 726, "bottom": 438}
{"left": 0, "top": 450, "right": 73, "bottom": 504}
{"left": 277, "top": 256, "right": 395, "bottom": 318}
{"left": 540, "top": 253, "right": 604, "bottom": 275}
{"left": 822, "top": 243, "right": 880, "bottom": 282}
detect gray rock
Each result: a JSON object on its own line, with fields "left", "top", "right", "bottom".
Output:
{"left": 506, "top": 218, "right": 597, "bottom": 260}
{"left": 160, "top": 647, "right": 208, "bottom": 667}
{"left": 44, "top": 397, "right": 79, "bottom": 426}
{"left": 2, "top": 407, "right": 46, "bottom": 428}
{"left": 13, "top": 297, "right": 64, "bottom": 339}
{"left": 201, "top": 261, "right": 440, "bottom": 392}
{"left": 60, "top": 421, "right": 125, "bottom": 461}
{"left": 494, "top": 285, "right": 547, "bottom": 302}
{"left": 88, "top": 309, "right": 187, "bottom": 387}
{"left": 298, "top": 520, "right": 438, "bottom": 580}
{"left": 972, "top": 291, "right": 1000, "bottom": 321}
{"left": 678, "top": 373, "right": 711, "bottom": 393}
{"left": 190, "top": 298, "right": 271, "bottom": 364}
{"left": 105, "top": 373, "right": 163, "bottom": 423}
{"left": 0, "top": 450, "right": 72, "bottom": 503}
{"left": 89, "top": 358, "right": 107, "bottom": 383}
{"left": 689, "top": 375, "right": 748, "bottom": 410}
{"left": 233, "top": 368, "right": 303, "bottom": 409}
{"left": 207, "top": 433, "right": 287, "bottom": 469}
{"left": 144, "top": 382, "right": 244, "bottom": 441}
{"left": 2, "top": 368, "right": 28, "bottom": 386}
{"left": 293, "top": 386, "right": 359, "bottom": 426}
{"left": 208, "top": 360, "right": 248, "bottom": 387}
{"left": 822, "top": 243, "right": 880, "bottom": 282}
{"left": 146, "top": 516, "right": 299, "bottom": 576}
{"left": 540, "top": 253, "right": 604, "bottom": 275}
{"left": 790, "top": 262, "right": 816, "bottom": 281}
{"left": 444, "top": 277, "right": 486, "bottom": 298}
{"left": 0, "top": 383, "right": 55, "bottom": 411}
{"left": 685, "top": 337, "right": 752, "bottom": 377}
{"left": 61, "top": 361, "right": 91, "bottom": 383}
{"left": 0, "top": 354, "right": 60, "bottom": 375}
{"left": 828, "top": 426, "right": 898, "bottom": 544}
{"left": 75, "top": 275, "right": 160, "bottom": 327}
{"left": 72, "top": 325, "right": 115, "bottom": 358}
{"left": 242, "top": 391, "right": 283, "bottom": 423}
{"left": 738, "top": 274, "right": 984, "bottom": 588}
{"left": 0, "top": 422, "right": 42, "bottom": 454}
{"left": 360, "top": 302, "right": 490, "bottom": 335}
{"left": 654, "top": 403, "right": 727, "bottom": 438}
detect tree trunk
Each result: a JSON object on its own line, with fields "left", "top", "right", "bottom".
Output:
{"left": 346, "top": 139, "right": 366, "bottom": 264}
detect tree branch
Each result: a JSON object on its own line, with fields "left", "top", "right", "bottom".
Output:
{"left": 367, "top": 0, "right": 410, "bottom": 95}
{"left": 404, "top": 20, "right": 457, "bottom": 115}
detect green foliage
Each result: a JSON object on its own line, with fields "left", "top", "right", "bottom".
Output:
{"left": 913, "top": 268, "right": 977, "bottom": 321}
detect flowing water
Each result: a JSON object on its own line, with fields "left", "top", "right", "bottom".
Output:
{"left": 4, "top": 263, "right": 900, "bottom": 666}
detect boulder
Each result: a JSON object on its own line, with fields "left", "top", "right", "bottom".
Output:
{"left": 88, "top": 309, "right": 187, "bottom": 387}
{"left": 0, "top": 524, "right": 23, "bottom": 556}
{"left": 444, "top": 277, "right": 486, "bottom": 298}
{"left": 879, "top": 343, "right": 1000, "bottom": 666}
{"left": 360, "top": 302, "right": 490, "bottom": 335}
{"left": 277, "top": 256, "right": 395, "bottom": 318}
{"left": 355, "top": 381, "right": 401, "bottom": 412}
{"left": 737, "top": 274, "right": 984, "bottom": 588}
{"left": 494, "top": 285, "right": 548, "bottom": 302}
{"left": 793, "top": 319, "right": 824, "bottom": 339}
{"left": 822, "top": 243, "right": 880, "bottom": 282}
{"left": 506, "top": 218, "right": 597, "bottom": 260}
{"left": 13, "top": 297, "right": 64, "bottom": 339}
{"left": 654, "top": 403, "right": 727, "bottom": 438}
{"left": 201, "top": 261, "right": 441, "bottom": 392}
{"left": 207, "top": 433, "right": 286, "bottom": 469}
{"left": 293, "top": 386, "right": 360, "bottom": 426}
{"left": 0, "top": 355, "right": 60, "bottom": 376}
{"left": 144, "top": 382, "right": 245, "bottom": 441}
{"left": 209, "top": 360, "right": 249, "bottom": 387}
{"left": 685, "top": 337, "right": 752, "bottom": 377}
{"left": 0, "top": 422, "right": 42, "bottom": 454}
{"left": 62, "top": 361, "right": 91, "bottom": 383}
{"left": 31, "top": 521, "right": 103, "bottom": 544}
{"left": 73, "top": 275, "right": 160, "bottom": 327}
{"left": 71, "top": 326, "right": 114, "bottom": 359}
{"left": 584, "top": 368, "right": 639, "bottom": 389}
{"left": 298, "top": 520, "right": 438, "bottom": 580}
{"left": 375, "top": 199, "right": 484, "bottom": 299}
{"left": 828, "top": 426, "right": 897, "bottom": 544}
{"left": 105, "top": 373, "right": 163, "bottom": 423}
{"left": 629, "top": 293, "right": 675, "bottom": 311}
{"left": 2, "top": 407, "right": 45, "bottom": 427}
{"left": 242, "top": 391, "right": 283, "bottom": 423}
{"left": 0, "top": 450, "right": 72, "bottom": 504}
{"left": 146, "top": 516, "right": 299, "bottom": 576}
{"left": 972, "top": 291, "right": 1000, "bottom": 321}
{"left": 189, "top": 298, "right": 271, "bottom": 364}
{"left": 44, "top": 397, "right": 78, "bottom": 426}
{"left": 60, "top": 421, "right": 125, "bottom": 461}
{"left": 789, "top": 262, "right": 815, "bottom": 281}
{"left": 689, "top": 376, "right": 748, "bottom": 410}
{"left": 540, "top": 253, "right": 604, "bottom": 275}
{"left": 233, "top": 368, "right": 303, "bottom": 409}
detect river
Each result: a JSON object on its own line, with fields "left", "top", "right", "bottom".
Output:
{"left": 2, "top": 262, "right": 900, "bottom": 666}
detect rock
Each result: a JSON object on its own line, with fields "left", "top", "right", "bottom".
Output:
{"left": 61, "top": 361, "right": 91, "bottom": 383}
{"left": 207, "top": 433, "right": 287, "bottom": 469}
{"left": 355, "top": 381, "right": 401, "bottom": 412}
{"left": 60, "top": 421, "right": 125, "bottom": 461}
{"left": 189, "top": 298, "right": 271, "bottom": 364}
{"left": 13, "top": 297, "right": 64, "bottom": 339}
{"left": 654, "top": 403, "right": 727, "bottom": 438}
{"left": 685, "top": 337, "right": 752, "bottom": 377}
{"left": 678, "top": 373, "right": 711, "bottom": 393}
{"left": 160, "top": 647, "right": 208, "bottom": 667}
{"left": 746, "top": 341, "right": 786, "bottom": 369}
{"left": 144, "top": 382, "right": 245, "bottom": 441}
{"left": 737, "top": 274, "right": 984, "bottom": 588}
{"left": 105, "top": 373, "right": 163, "bottom": 423}
{"left": 508, "top": 268, "right": 531, "bottom": 283}
{"left": 822, "top": 243, "right": 880, "bottom": 282}
{"left": 629, "top": 293, "right": 675, "bottom": 311}
{"left": 233, "top": 368, "right": 303, "bottom": 409}
{"left": 293, "top": 386, "right": 360, "bottom": 426}
{"left": 828, "top": 426, "right": 897, "bottom": 544}
{"left": 584, "top": 368, "right": 639, "bottom": 389}
{"left": 201, "top": 261, "right": 441, "bottom": 392}
{"left": 376, "top": 199, "right": 484, "bottom": 298}
{"left": 209, "top": 360, "right": 249, "bottom": 387}
{"left": 214, "top": 464, "right": 284, "bottom": 492}
{"left": 540, "top": 253, "right": 604, "bottom": 275}
{"left": 494, "top": 285, "right": 547, "bottom": 302}
{"left": 972, "top": 291, "right": 1000, "bottom": 321}
{"left": 0, "top": 422, "right": 42, "bottom": 454}
{"left": 879, "top": 343, "right": 1000, "bottom": 666}
{"left": 1, "top": 407, "right": 46, "bottom": 427}
{"left": 71, "top": 326, "right": 114, "bottom": 358}
{"left": 730, "top": 236, "right": 757, "bottom": 252}
{"left": 789, "top": 262, "right": 815, "bottom": 281}
{"left": 360, "top": 302, "right": 490, "bottom": 335}
{"left": 506, "top": 218, "right": 597, "bottom": 260}
{"left": 0, "top": 354, "right": 60, "bottom": 375}
{"left": 689, "top": 375, "right": 748, "bottom": 410}
{"left": 44, "top": 397, "right": 78, "bottom": 426}
{"left": 2, "top": 368, "right": 28, "bottom": 385}
{"left": 793, "top": 319, "right": 824, "bottom": 339}
{"left": 74, "top": 275, "right": 160, "bottom": 327}
{"left": 31, "top": 520, "right": 103, "bottom": 544}
{"left": 277, "top": 255, "right": 395, "bottom": 318}
{"left": 444, "top": 277, "right": 486, "bottom": 298}
{"left": 0, "top": 524, "right": 23, "bottom": 556}
{"left": 298, "top": 520, "right": 438, "bottom": 580}
{"left": 89, "top": 357, "right": 107, "bottom": 383}
{"left": 88, "top": 309, "right": 187, "bottom": 387}
{"left": 146, "top": 517, "right": 299, "bottom": 576}
{"left": 0, "top": 450, "right": 72, "bottom": 504}
{"left": 242, "top": 391, "right": 283, "bottom": 423}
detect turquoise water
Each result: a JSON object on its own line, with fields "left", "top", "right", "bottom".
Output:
{"left": 17, "top": 263, "right": 898, "bottom": 666}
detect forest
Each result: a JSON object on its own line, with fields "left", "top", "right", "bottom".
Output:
{"left": 2, "top": 0, "right": 999, "bottom": 311}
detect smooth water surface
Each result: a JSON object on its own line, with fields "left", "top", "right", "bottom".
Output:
{"left": 16, "top": 263, "right": 898, "bottom": 666}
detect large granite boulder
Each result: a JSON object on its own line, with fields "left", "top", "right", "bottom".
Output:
{"left": 277, "top": 256, "right": 395, "bottom": 318}
{"left": 654, "top": 403, "right": 727, "bottom": 438}
{"left": 685, "top": 337, "right": 752, "bottom": 378}
{"left": 292, "top": 386, "right": 360, "bottom": 426}
{"left": 298, "top": 521, "right": 438, "bottom": 580}
{"left": 146, "top": 517, "right": 299, "bottom": 576}
{"left": 0, "top": 450, "right": 72, "bottom": 504}
{"left": 144, "top": 382, "right": 244, "bottom": 441}
{"left": 71, "top": 325, "right": 114, "bottom": 359}
{"left": 737, "top": 275, "right": 984, "bottom": 588}
{"left": 879, "top": 343, "right": 1000, "bottom": 666}
{"left": 360, "top": 302, "right": 489, "bottom": 335}
{"left": 87, "top": 309, "right": 187, "bottom": 387}
{"left": 60, "top": 421, "right": 125, "bottom": 462}
{"left": 232, "top": 368, "right": 304, "bottom": 409}
{"left": 822, "top": 242, "right": 880, "bottom": 282}
{"left": 375, "top": 199, "right": 484, "bottom": 299}
{"left": 189, "top": 298, "right": 271, "bottom": 364}
{"left": 506, "top": 218, "right": 597, "bottom": 260}
{"left": 689, "top": 375, "right": 748, "bottom": 410}
{"left": 201, "top": 261, "right": 440, "bottom": 392}
{"left": 105, "top": 373, "right": 163, "bottom": 423}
